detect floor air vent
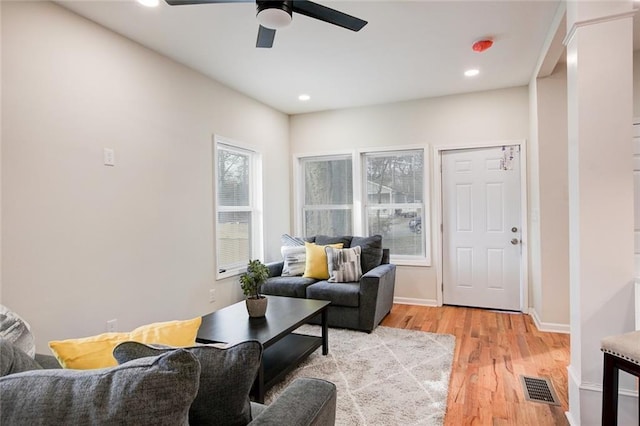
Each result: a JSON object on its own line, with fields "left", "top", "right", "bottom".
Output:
{"left": 520, "top": 375, "right": 560, "bottom": 405}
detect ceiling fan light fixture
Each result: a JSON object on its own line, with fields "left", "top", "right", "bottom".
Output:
{"left": 137, "top": 0, "right": 159, "bottom": 7}
{"left": 256, "top": 1, "right": 293, "bottom": 30}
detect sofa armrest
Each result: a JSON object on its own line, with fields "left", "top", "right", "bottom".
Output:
{"left": 358, "top": 263, "right": 396, "bottom": 332}
{"left": 266, "top": 261, "right": 284, "bottom": 278}
{"left": 35, "top": 353, "right": 62, "bottom": 369}
{"left": 361, "top": 263, "right": 395, "bottom": 281}
{"left": 249, "top": 378, "right": 336, "bottom": 426}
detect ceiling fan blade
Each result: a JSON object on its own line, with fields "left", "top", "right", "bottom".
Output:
{"left": 256, "top": 25, "right": 276, "bottom": 48}
{"left": 165, "top": 0, "right": 251, "bottom": 5}
{"left": 292, "top": 0, "right": 367, "bottom": 32}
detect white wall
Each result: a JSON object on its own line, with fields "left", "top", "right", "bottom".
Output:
{"left": 635, "top": 51, "right": 640, "bottom": 118}
{"left": 0, "top": 1, "right": 3, "bottom": 303}
{"left": 528, "top": 78, "right": 543, "bottom": 326}
{"left": 290, "top": 87, "right": 529, "bottom": 305}
{"left": 535, "top": 64, "right": 570, "bottom": 327}
{"left": 565, "top": 1, "right": 636, "bottom": 423}
{"left": 1, "top": 1, "right": 290, "bottom": 351}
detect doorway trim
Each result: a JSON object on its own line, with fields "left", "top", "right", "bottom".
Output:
{"left": 432, "top": 140, "right": 529, "bottom": 311}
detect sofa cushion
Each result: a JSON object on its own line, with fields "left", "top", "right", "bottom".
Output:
{"left": 281, "top": 245, "right": 307, "bottom": 276}
{"left": 351, "top": 235, "right": 384, "bottom": 273}
{"left": 48, "top": 316, "right": 202, "bottom": 369}
{"left": 0, "top": 349, "right": 200, "bottom": 425}
{"left": 302, "top": 242, "right": 344, "bottom": 280}
{"left": 0, "top": 339, "right": 43, "bottom": 376}
{"left": 326, "top": 246, "right": 362, "bottom": 283}
{"left": 315, "top": 235, "right": 352, "bottom": 247}
{"left": 381, "top": 248, "right": 390, "bottom": 265}
{"left": 34, "top": 353, "right": 62, "bottom": 369}
{"left": 262, "top": 276, "right": 318, "bottom": 298}
{"left": 0, "top": 304, "right": 36, "bottom": 358}
{"left": 306, "top": 281, "right": 360, "bottom": 308}
{"left": 114, "top": 340, "right": 262, "bottom": 426}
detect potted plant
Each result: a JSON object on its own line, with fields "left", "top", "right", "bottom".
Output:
{"left": 240, "top": 259, "right": 270, "bottom": 317}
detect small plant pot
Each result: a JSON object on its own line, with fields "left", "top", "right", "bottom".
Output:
{"left": 246, "top": 296, "right": 268, "bottom": 318}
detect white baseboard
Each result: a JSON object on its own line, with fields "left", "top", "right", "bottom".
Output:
{"left": 579, "top": 381, "right": 639, "bottom": 398}
{"left": 565, "top": 411, "right": 578, "bottom": 426}
{"left": 567, "top": 365, "right": 581, "bottom": 425}
{"left": 529, "top": 307, "right": 570, "bottom": 334}
{"left": 393, "top": 297, "right": 439, "bottom": 307}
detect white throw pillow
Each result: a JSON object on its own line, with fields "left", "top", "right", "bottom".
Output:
{"left": 281, "top": 245, "right": 307, "bottom": 276}
{"left": 0, "top": 304, "right": 36, "bottom": 358}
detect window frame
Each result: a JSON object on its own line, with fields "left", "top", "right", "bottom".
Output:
{"left": 294, "top": 145, "right": 431, "bottom": 267}
{"left": 359, "top": 146, "right": 431, "bottom": 266}
{"left": 294, "top": 151, "right": 356, "bottom": 238}
{"left": 214, "top": 135, "right": 264, "bottom": 280}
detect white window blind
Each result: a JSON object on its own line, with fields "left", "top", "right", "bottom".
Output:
{"left": 215, "top": 138, "right": 262, "bottom": 278}
{"left": 363, "top": 149, "right": 426, "bottom": 261}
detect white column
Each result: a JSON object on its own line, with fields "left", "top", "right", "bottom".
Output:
{"left": 565, "top": 1, "right": 636, "bottom": 424}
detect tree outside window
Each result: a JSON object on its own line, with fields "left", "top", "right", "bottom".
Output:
{"left": 301, "top": 156, "right": 353, "bottom": 236}
{"left": 364, "top": 150, "right": 425, "bottom": 258}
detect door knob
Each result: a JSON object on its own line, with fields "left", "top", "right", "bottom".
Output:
{"left": 511, "top": 238, "right": 519, "bottom": 245}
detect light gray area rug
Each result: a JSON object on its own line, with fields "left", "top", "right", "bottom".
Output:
{"left": 265, "top": 325, "right": 456, "bottom": 426}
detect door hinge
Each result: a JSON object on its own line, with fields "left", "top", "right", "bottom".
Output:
{"left": 441, "top": 282, "right": 444, "bottom": 292}
{"left": 440, "top": 223, "right": 443, "bottom": 233}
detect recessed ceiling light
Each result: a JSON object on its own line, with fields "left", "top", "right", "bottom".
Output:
{"left": 464, "top": 69, "right": 480, "bottom": 77}
{"left": 137, "top": 0, "right": 159, "bottom": 7}
{"left": 298, "top": 94, "right": 311, "bottom": 101}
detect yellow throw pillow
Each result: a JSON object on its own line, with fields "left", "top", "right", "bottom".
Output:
{"left": 48, "top": 316, "right": 202, "bottom": 370}
{"left": 303, "top": 242, "right": 344, "bottom": 279}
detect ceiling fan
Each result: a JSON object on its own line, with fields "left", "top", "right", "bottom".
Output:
{"left": 164, "top": 0, "right": 368, "bottom": 48}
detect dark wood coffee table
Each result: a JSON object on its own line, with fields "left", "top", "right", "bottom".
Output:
{"left": 196, "top": 295, "right": 330, "bottom": 403}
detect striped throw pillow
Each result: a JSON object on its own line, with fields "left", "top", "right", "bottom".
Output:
{"left": 326, "top": 246, "right": 363, "bottom": 283}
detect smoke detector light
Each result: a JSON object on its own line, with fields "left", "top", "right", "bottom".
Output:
{"left": 298, "top": 94, "right": 311, "bottom": 101}
{"left": 464, "top": 69, "right": 480, "bottom": 77}
{"left": 472, "top": 39, "right": 494, "bottom": 53}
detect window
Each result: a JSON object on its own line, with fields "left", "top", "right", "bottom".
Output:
{"left": 300, "top": 155, "right": 353, "bottom": 236}
{"left": 296, "top": 147, "right": 429, "bottom": 266}
{"left": 215, "top": 137, "right": 262, "bottom": 278}
{"left": 363, "top": 149, "right": 426, "bottom": 262}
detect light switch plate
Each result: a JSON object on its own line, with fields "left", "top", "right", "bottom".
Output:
{"left": 104, "top": 148, "right": 115, "bottom": 166}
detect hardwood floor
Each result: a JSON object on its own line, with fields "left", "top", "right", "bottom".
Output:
{"left": 380, "top": 304, "right": 570, "bottom": 425}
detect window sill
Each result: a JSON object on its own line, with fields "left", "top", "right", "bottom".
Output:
{"left": 390, "top": 258, "right": 432, "bottom": 267}
{"left": 216, "top": 268, "right": 244, "bottom": 281}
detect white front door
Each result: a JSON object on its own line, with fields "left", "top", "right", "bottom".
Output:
{"left": 442, "top": 146, "right": 522, "bottom": 311}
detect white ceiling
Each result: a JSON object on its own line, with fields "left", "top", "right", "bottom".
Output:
{"left": 57, "top": 1, "right": 637, "bottom": 115}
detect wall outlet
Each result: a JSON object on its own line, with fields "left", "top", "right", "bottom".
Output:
{"left": 209, "top": 289, "right": 216, "bottom": 303}
{"left": 106, "top": 318, "right": 118, "bottom": 332}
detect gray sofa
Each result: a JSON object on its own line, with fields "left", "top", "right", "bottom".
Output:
{"left": 0, "top": 338, "right": 337, "bottom": 426}
{"left": 262, "top": 235, "right": 396, "bottom": 332}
